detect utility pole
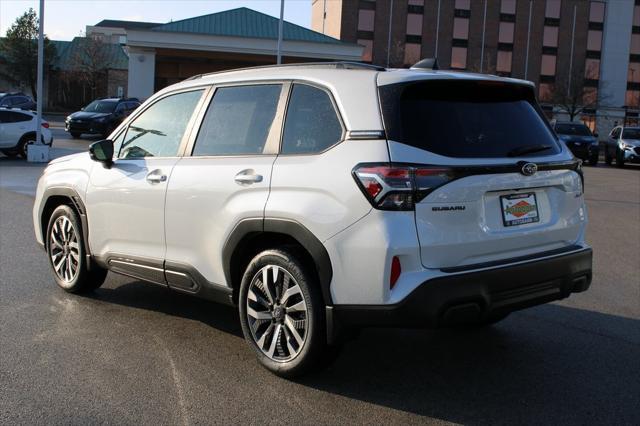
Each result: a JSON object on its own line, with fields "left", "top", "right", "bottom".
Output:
{"left": 29, "top": 0, "right": 49, "bottom": 162}
{"left": 524, "top": 0, "right": 532, "bottom": 80}
{"left": 386, "top": 0, "right": 394, "bottom": 67}
{"left": 567, "top": 4, "right": 577, "bottom": 97}
{"left": 480, "top": 0, "right": 487, "bottom": 73}
{"left": 277, "top": 0, "right": 284, "bottom": 64}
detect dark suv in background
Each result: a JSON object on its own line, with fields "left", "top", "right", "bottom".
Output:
{"left": 0, "top": 92, "right": 37, "bottom": 111}
{"left": 553, "top": 121, "right": 599, "bottom": 166}
{"left": 65, "top": 97, "right": 140, "bottom": 138}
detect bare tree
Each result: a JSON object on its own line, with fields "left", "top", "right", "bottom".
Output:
{"left": 67, "top": 36, "right": 112, "bottom": 101}
{"left": 543, "top": 61, "right": 610, "bottom": 121}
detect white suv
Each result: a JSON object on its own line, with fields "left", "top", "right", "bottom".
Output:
{"left": 1, "top": 108, "right": 53, "bottom": 158}
{"left": 33, "top": 63, "right": 592, "bottom": 377}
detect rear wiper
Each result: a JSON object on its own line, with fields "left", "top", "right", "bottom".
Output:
{"left": 507, "top": 144, "right": 553, "bottom": 157}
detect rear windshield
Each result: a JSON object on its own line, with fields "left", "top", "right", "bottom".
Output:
{"left": 84, "top": 100, "right": 117, "bottom": 113}
{"left": 555, "top": 123, "right": 592, "bottom": 136}
{"left": 379, "top": 80, "right": 561, "bottom": 158}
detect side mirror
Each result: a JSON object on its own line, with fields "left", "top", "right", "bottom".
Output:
{"left": 593, "top": 132, "right": 599, "bottom": 138}
{"left": 89, "top": 139, "right": 114, "bottom": 168}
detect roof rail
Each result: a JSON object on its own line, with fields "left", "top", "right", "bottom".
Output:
{"left": 186, "top": 61, "right": 386, "bottom": 81}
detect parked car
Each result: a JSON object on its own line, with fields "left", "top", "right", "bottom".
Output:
{"left": 0, "top": 92, "right": 37, "bottom": 111}
{"left": 33, "top": 62, "right": 592, "bottom": 377}
{"left": 65, "top": 97, "right": 140, "bottom": 138}
{"left": 0, "top": 108, "right": 52, "bottom": 158}
{"left": 604, "top": 126, "right": 640, "bottom": 167}
{"left": 553, "top": 121, "right": 599, "bottom": 166}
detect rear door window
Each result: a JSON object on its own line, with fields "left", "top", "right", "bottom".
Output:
{"left": 192, "top": 84, "right": 281, "bottom": 156}
{"left": 379, "top": 80, "right": 561, "bottom": 158}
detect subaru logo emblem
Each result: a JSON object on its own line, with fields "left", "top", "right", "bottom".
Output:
{"left": 521, "top": 162, "right": 538, "bottom": 176}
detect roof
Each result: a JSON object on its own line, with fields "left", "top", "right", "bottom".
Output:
{"left": 52, "top": 37, "right": 128, "bottom": 71}
{"left": 147, "top": 7, "right": 348, "bottom": 45}
{"left": 95, "top": 19, "right": 161, "bottom": 30}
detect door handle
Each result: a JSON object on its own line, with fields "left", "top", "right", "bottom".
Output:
{"left": 146, "top": 170, "right": 167, "bottom": 184}
{"left": 234, "top": 170, "right": 263, "bottom": 185}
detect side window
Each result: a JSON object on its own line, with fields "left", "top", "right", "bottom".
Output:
{"left": 118, "top": 89, "right": 203, "bottom": 159}
{"left": 192, "top": 84, "right": 281, "bottom": 156}
{"left": 115, "top": 103, "right": 126, "bottom": 113}
{"left": 6, "top": 111, "right": 31, "bottom": 123}
{"left": 281, "top": 84, "right": 343, "bottom": 154}
{"left": 0, "top": 98, "right": 10, "bottom": 107}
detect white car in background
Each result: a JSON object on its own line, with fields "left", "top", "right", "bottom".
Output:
{"left": 0, "top": 108, "right": 53, "bottom": 158}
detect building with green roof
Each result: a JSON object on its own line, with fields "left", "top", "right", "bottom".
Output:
{"left": 86, "top": 7, "right": 362, "bottom": 99}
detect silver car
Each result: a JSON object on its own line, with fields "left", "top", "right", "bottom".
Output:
{"left": 605, "top": 126, "right": 640, "bottom": 167}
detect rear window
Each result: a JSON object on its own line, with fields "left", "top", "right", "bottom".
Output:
{"left": 555, "top": 123, "right": 592, "bottom": 136}
{"left": 379, "top": 80, "right": 561, "bottom": 158}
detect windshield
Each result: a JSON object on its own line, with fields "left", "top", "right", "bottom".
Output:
{"left": 379, "top": 80, "right": 560, "bottom": 158}
{"left": 622, "top": 128, "right": 640, "bottom": 139}
{"left": 555, "top": 123, "right": 592, "bottom": 136}
{"left": 83, "top": 100, "right": 117, "bottom": 113}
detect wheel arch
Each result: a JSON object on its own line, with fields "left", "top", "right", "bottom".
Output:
{"left": 223, "top": 218, "right": 334, "bottom": 306}
{"left": 39, "top": 187, "right": 92, "bottom": 262}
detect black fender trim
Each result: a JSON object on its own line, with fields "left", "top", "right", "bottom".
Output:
{"left": 39, "top": 187, "right": 92, "bottom": 266}
{"left": 222, "top": 217, "right": 334, "bottom": 306}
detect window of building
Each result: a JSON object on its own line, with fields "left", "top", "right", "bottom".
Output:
{"left": 541, "top": 54, "right": 557, "bottom": 76}
{"left": 408, "top": 0, "right": 424, "bottom": 5}
{"left": 587, "top": 30, "right": 602, "bottom": 51}
{"left": 119, "top": 90, "right": 204, "bottom": 159}
{"left": 545, "top": 0, "right": 561, "bottom": 18}
{"left": 192, "top": 85, "right": 281, "bottom": 156}
{"left": 585, "top": 58, "right": 600, "bottom": 80}
{"left": 589, "top": 2, "right": 605, "bottom": 23}
{"left": 581, "top": 114, "right": 596, "bottom": 132}
{"left": 358, "top": 9, "right": 375, "bottom": 32}
{"left": 358, "top": 39, "right": 373, "bottom": 62}
{"left": 501, "top": 0, "right": 516, "bottom": 15}
{"left": 583, "top": 88, "right": 598, "bottom": 105}
{"left": 634, "top": 5, "right": 640, "bottom": 27}
{"left": 539, "top": 83, "right": 553, "bottom": 102}
{"left": 406, "top": 13, "right": 423, "bottom": 36}
{"left": 496, "top": 50, "right": 512, "bottom": 73}
{"left": 453, "top": 17, "right": 469, "bottom": 39}
{"left": 404, "top": 43, "right": 422, "bottom": 66}
{"left": 451, "top": 47, "right": 467, "bottom": 69}
{"left": 498, "top": 22, "right": 515, "bottom": 43}
{"left": 626, "top": 90, "right": 640, "bottom": 107}
{"left": 632, "top": 34, "right": 640, "bottom": 55}
{"left": 282, "top": 84, "right": 343, "bottom": 154}
{"left": 629, "top": 63, "right": 640, "bottom": 83}
{"left": 455, "top": 0, "right": 471, "bottom": 10}
{"left": 543, "top": 26, "right": 559, "bottom": 47}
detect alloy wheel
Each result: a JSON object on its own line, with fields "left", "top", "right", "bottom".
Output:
{"left": 49, "top": 216, "right": 80, "bottom": 283}
{"left": 246, "top": 264, "right": 308, "bottom": 362}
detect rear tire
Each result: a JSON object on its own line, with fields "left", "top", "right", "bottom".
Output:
{"left": 588, "top": 153, "right": 598, "bottom": 166}
{"left": 238, "top": 249, "right": 336, "bottom": 378}
{"left": 16, "top": 135, "right": 34, "bottom": 159}
{"left": 46, "top": 205, "right": 107, "bottom": 293}
{"left": 70, "top": 132, "right": 81, "bottom": 139}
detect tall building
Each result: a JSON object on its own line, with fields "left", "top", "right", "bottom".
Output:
{"left": 312, "top": 0, "right": 640, "bottom": 134}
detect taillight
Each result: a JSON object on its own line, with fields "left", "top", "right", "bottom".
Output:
{"left": 41, "top": 122, "right": 49, "bottom": 128}
{"left": 353, "top": 163, "right": 455, "bottom": 210}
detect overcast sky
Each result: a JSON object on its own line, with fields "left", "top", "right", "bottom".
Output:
{"left": 0, "top": 0, "right": 312, "bottom": 41}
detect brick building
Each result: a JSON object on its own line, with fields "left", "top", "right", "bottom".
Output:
{"left": 312, "top": 0, "right": 640, "bottom": 135}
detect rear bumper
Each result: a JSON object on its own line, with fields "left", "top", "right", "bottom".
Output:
{"left": 332, "top": 247, "right": 592, "bottom": 328}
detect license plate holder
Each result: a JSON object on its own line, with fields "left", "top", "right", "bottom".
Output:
{"left": 500, "top": 192, "right": 540, "bottom": 227}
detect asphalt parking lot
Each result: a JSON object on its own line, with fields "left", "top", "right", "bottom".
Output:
{"left": 0, "top": 132, "right": 638, "bottom": 424}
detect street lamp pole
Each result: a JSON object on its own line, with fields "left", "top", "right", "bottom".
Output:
{"left": 276, "top": 0, "right": 284, "bottom": 64}
{"left": 29, "top": 0, "right": 49, "bottom": 162}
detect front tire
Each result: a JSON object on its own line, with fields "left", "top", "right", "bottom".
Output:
{"left": 46, "top": 205, "right": 107, "bottom": 293}
{"left": 616, "top": 148, "right": 626, "bottom": 168}
{"left": 238, "top": 249, "right": 333, "bottom": 377}
{"left": 605, "top": 147, "right": 613, "bottom": 165}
